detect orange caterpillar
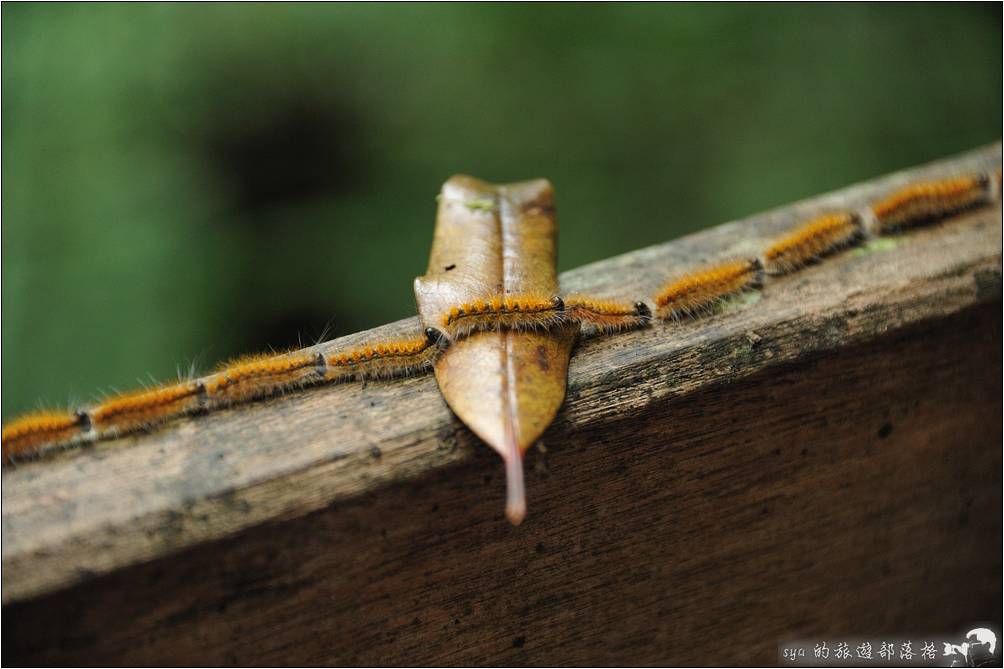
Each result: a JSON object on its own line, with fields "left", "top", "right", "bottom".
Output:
{"left": 440, "top": 293, "right": 651, "bottom": 339}
{"left": 1, "top": 410, "right": 89, "bottom": 462}
{"left": 868, "top": 173, "right": 993, "bottom": 234}
{"left": 1, "top": 332, "right": 448, "bottom": 463}
{"left": 564, "top": 295, "right": 651, "bottom": 334}
{"left": 440, "top": 294, "right": 565, "bottom": 339}
{"left": 653, "top": 258, "right": 763, "bottom": 321}
{"left": 325, "top": 328, "right": 444, "bottom": 381}
{"left": 763, "top": 212, "right": 865, "bottom": 276}
{"left": 90, "top": 381, "right": 205, "bottom": 438}
{"left": 204, "top": 350, "right": 326, "bottom": 408}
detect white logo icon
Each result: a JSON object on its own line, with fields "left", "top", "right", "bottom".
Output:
{"left": 943, "top": 628, "right": 997, "bottom": 667}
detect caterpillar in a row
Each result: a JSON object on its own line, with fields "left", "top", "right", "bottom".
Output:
{"left": 2, "top": 330, "right": 446, "bottom": 462}
{"left": 3, "top": 169, "right": 999, "bottom": 463}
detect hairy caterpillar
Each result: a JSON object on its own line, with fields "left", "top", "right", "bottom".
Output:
{"left": 323, "top": 329, "right": 444, "bottom": 381}
{"left": 440, "top": 294, "right": 566, "bottom": 340}
{"left": 653, "top": 257, "right": 764, "bottom": 321}
{"left": 3, "top": 169, "right": 1000, "bottom": 524}
{"left": 564, "top": 296, "right": 652, "bottom": 334}
{"left": 763, "top": 212, "right": 865, "bottom": 276}
{"left": 437, "top": 293, "right": 651, "bottom": 340}
{"left": 867, "top": 172, "right": 995, "bottom": 234}
{"left": 1, "top": 411, "right": 90, "bottom": 461}
{"left": 204, "top": 351, "right": 326, "bottom": 408}
{"left": 1, "top": 334, "right": 444, "bottom": 462}
{"left": 90, "top": 381, "right": 206, "bottom": 438}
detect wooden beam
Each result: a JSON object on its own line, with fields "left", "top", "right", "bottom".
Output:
{"left": 3, "top": 144, "right": 1001, "bottom": 665}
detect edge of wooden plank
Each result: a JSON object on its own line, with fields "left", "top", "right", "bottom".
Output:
{"left": 2, "top": 142, "right": 1001, "bottom": 604}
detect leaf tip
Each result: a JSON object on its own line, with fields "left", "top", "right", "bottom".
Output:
{"left": 506, "top": 498, "right": 527, "bottom": 526}
{"left": 504, "top": 452, "right": 527, "bottom": 526}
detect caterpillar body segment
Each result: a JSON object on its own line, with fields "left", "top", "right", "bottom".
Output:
{"left": 868, "top": 173, "right": 994, "bottom": 234}
{"left": 653, "top": 257, "right": 764, "bottom": 321}
{"left": 439, "top": 293, "right": 566, "bottom": 340}
{"left": 324, "top": 328, "right": 446, "bottom": 382}
{"left": 564, "top": 295, "right": 652, "bottom": 334}
{"left": 763, "top": 212, "right": 865, "bottom": 276}
{"left": 2, "top": 410, "right": 90, "bottom": 462}
{"left": 204, "top": 351, "right": 326, "bottom": 408}
{"left": 90, "top": 380, "right": 206, "bottom": 438}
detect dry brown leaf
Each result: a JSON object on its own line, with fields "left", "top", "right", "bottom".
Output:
{"left": 414, "top": 175, "right": 577, "bottom": 525}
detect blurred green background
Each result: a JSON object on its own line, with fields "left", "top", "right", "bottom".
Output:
{"left": 2, "top": 4, "right": 1000, "bottom": 419}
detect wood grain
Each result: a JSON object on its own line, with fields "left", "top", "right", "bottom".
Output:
{"left": 3, "top": 144, "right": 1001, "bottom": 665}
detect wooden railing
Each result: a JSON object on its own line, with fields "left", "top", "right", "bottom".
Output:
{"left": 3, "top": 143, "right": 1001, "bottom": 665}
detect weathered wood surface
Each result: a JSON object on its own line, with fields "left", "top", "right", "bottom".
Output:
{"left": 3, "top": 144, "right": 1001, "bottom": 665}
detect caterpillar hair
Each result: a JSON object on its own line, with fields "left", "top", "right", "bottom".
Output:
{"left": 89, "top": 380, "right": 205, "bottom": 439}
{"left": 2, "top": 410, "right": 90, "bottom": 462}
{"left": 564, "top": 295, "right": 652, "bottom": 334}
{"left": 439, "top": 294, "right": 566, "bottom": 340}
{"left": 654, "top": 257, "right": 764, "bottom": 321}
{"left": 204, "top": 350, "right": 326, "bottom": 408}
{"left": 868, "top": 173, "right": 993, "bottom": 234}
{"left": 762, "top": 212, "right": 865, "bottom": 276}
{"left": 325, "top": 327, "right": 445, "bottom": 382}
